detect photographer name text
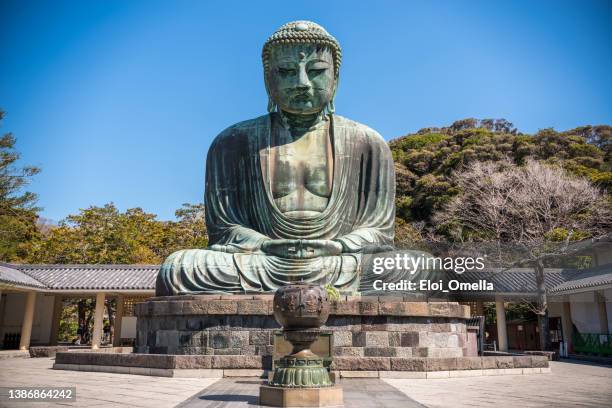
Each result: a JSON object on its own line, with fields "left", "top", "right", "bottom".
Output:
{"left": 372, "top": 279, "right": 493, "bottom": 292}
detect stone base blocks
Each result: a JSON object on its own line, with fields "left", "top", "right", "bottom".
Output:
{"left": 49, "top": 296, "right": 550, "bottom": 379}
{"left": 259, "top": 385, "right": 343, "bottom": 407}
{"left": 134, "top": 295, "right": 472, "bottom": 358}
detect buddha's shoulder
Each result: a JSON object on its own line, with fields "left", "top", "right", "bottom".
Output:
{"left": 210, "top": 114, "right": 387, "bottom": 147}
{"left": 333, "top": 115, "right": 386, "bottom": 146}
{"left": 224, "top": 115, "right": 269, "bottom": 133}
{"left": 211, "top": 115, "right": 269, "bottom": 145}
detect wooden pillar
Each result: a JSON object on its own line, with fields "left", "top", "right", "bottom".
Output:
{"left": 475, "top": 301, "right": 484, "bottom": 316}
{"left": 91, "top": 292, "right": 105, "bottom": 349}
{"left": 561, "top": 300, "right": 574, "bottom": 353}
{"left": 19, "top": 292, "right": 37, "bottom": 350}
{"left": 596, "top": 291, "right": 609, "bottom": 334}
{"left": 49, "top": 295, "right": 63, "bottom": 346}
{"left": 113, "top": 295, "right": 125, "bottom": 347}
{"left": 495, "top": 297, "right": 508, "bottom": 352}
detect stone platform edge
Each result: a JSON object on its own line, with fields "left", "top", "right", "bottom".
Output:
{"left": 135, "top": 296, "right": 471, "bottom": 318}
{"left": 54, "top": 352, "right": 548, "bottom": 373}
{"left": 29, "top": 346, "right": 133, "bottom": 358}
{"left": 51, "top": 363, "right": 551, "bottom": 379}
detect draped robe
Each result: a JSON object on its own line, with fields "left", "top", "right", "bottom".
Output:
{"left": 155, "top": 113, "right": 398, "bottom": 296}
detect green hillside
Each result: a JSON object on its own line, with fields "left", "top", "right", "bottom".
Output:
{"left": 390, "top": 119, "right": 611, "bottom": 226}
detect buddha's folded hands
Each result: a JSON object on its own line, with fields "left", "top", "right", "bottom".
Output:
{"left": 261, "top": 239, "right": 343, "bottom": 259}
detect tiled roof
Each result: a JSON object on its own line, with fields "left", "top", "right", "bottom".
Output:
{"left": 565, "top": 233, "right": 612, "bottom": 255}
{"left": 548, "top": 265, "right": 612, "bottom": 294}
{"left": 456, "top": 268, "right": 572, "bottom": 294}
{"left": 15, "top": 264, "right": 158, "bottom": 291}
{"left": 0, "top": 263, "right": 46, "bottom": 289}
{"left": 1, "top": 263, "right": 611, "bottom": 296}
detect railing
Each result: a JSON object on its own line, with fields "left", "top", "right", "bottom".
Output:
{"left": 573, "top": 333, "right": 612, "bottom": 355}
{"left": 483, "top": 340, "right": 497, "bottom": 352}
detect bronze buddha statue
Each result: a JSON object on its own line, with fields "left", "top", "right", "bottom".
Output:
{"left": 156, "top": 21, "right": 427, "bottom": 296}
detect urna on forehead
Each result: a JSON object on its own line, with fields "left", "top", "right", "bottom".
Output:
{"left": 262, "top": 20, "right": 342, "bottom": 77}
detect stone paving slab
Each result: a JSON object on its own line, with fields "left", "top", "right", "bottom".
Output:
{"left": 176, "top": 378, "right": 425, "bottom": 408}
{"left": 385, "top": 360, "right": 612, "bottom": 408}
{"left": 0, "top": 350, "right": 29, "bottom": 360}
{"left": 0, "top": 357, "right": 215, "bottom": 408}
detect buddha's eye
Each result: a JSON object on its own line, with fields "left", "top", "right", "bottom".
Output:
{"left": 278, "top": 67, "right": 297, "bottom": 77}
{"left": 308, "top": 68, "right": 326, "bottom": 77}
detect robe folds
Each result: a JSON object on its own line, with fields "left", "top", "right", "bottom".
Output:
{"left": 156, "top": 113, "right": 396, "bottom": 296}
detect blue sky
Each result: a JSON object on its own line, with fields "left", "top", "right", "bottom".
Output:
{"left": 1, "top": 0, "right": 611, "bottom": 221}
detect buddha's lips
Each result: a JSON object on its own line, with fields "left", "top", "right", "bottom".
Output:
{"left": 292, "top": 94, "right": 312, "bottom": 102}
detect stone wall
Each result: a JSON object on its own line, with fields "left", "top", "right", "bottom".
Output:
{"left": 134, "top": 295, "right": 471, "bottom": 359}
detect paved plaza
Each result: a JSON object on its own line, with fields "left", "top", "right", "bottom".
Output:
{"left": 0, "top": 358, "right": 215, "bottom": 408}
{"left": 386, "top": 360, "right": 612, "bottom": 408}
{"left": 1, "top": 358, "right": 611, "bottom": 407}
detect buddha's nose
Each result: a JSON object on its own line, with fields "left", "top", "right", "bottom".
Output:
{"left": 296, "top": 66, "right": 311, "bottom": 91}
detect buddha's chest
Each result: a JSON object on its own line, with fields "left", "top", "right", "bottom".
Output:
{"left": 267, "top": 128, "right": 334, "bottom": 213}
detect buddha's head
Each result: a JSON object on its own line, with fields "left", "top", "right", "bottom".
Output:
{"left": 263, "top": 21, "right": 341, "bottom": 115}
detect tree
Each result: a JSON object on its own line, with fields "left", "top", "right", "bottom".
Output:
{"left": 27, "top": 202, "right": 208, "bottom": 343}
{"left": 29, "top": 204, "right": 161, "bottom": 264}
{"left": 389, "top": 120, "right": 612, "bottom": 228}
{"left": 435, "top": 159, "right": 611, "bottom": 350}
{"left": 0, "top": 110, "right": 41, "bottom": 262}
{"left": 163, "top": 203, "right": 207, "bottom": 254}
{"left": 29, "top": 202, "right": 208, "bottom": 265}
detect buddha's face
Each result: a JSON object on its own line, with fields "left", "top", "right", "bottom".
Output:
{"left": 266, "top": 44, "right": 336, "bottom": 115}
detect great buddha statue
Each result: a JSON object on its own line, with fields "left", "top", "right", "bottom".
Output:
{"left": 156, "top": 21, "right": 428, "bottom": 296}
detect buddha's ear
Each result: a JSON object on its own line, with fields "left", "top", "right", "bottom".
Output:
{"left": 267, "top": 97, "right": 277, "bottom": 113}
{"left": 326, "top": 74, "right": 339, "bottom": 115}
{"left": 326, "top": 99, "right": 335, "bottom": 115}
{"left": 264, "top": 72, "right": 277, "bottom": 113}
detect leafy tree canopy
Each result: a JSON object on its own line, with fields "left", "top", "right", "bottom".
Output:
{"left": 390, "top": 118, "right": 611, "bottom": 225}
{"left": 0, "top": 110, "right": 41, "bottom": 261}
{"left": 27, "top": 203, "right": 207, "bottom": 264}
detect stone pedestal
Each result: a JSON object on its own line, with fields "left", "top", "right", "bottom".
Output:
{"left": 259, "top": 385, "right": 343, "bottom": 407}
{"left": 134, "top": 295, "right": 471, "bottom": 362}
